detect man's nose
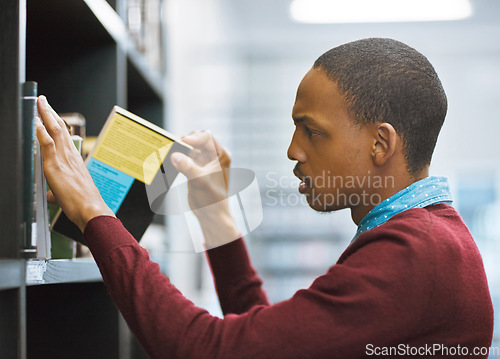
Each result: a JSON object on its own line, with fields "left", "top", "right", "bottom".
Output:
{"left": 287, "top": 132, "right": 306, "bottom": 163}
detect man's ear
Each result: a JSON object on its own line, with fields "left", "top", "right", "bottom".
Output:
{"left": 372, "top": 123, "right": 397, "bottom": 166}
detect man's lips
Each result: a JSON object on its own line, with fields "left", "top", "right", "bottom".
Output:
{"left": 298, "top": 181, "right": 308, "bottom": 194}
{"left": 293, "top": 166, "right": 310, "bottom": 194}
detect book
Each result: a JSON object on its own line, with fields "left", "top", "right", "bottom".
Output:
{"left": 21, "top": 81, "right": 52, "bottom": 259}
{"left": 21, "top": 81, "right": 37, "bottom": 258}
{"left": 34, "top": 136, "right": 52, "bottom": 258}
{"left": 51, "top": 106, "right": 192, "bottom": 244}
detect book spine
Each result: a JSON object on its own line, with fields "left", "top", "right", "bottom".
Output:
{"left": 21, "top": 81, "right": 38, "bottom": 258}
{"left": 34, "top": 136, "right": 51, "bottom": 259}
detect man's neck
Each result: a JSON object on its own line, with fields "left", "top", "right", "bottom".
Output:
{"left": 350, "top": 168, "right": 429, "bottom": 225}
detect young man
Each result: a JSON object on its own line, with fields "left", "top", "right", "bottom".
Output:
{"left": 36, "top": 38, "right": 493, "bottom": 358}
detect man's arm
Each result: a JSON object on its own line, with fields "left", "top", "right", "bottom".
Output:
{"left": 36, "top": 95, "right": 269, "bottom": 318}
{"left": 83, "top": 215, "right": 363, "bottom": 359}
{"left": 85, "top": 215, "right": 450, "bottom": 359}
{"left": 206, "top": 238, "right": 270, "bottom": 315}
{"left": 170, "top": 131, "right": 271, "bottom": 313}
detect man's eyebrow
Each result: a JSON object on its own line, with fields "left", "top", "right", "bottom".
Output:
{"left": 292, "top": 115, "right": 316, "bottom": 124}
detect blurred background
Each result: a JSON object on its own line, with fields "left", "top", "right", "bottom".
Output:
{"left": 24, "top": 0, "right": 500, "bottom": 354}
{"left": 162, "top": 0, "right": 500, "bottom": 349}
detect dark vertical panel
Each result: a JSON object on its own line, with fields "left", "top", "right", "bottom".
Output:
{"left": 0, "top": 1, "right": 26, "bottom": 358}
{"left": 0, "top": 289, "right": 21, "bottom": 358}
{"left": 0, "top": 0, "right": 22, "bottom": 258}
{"left": 27, "top": 282, "right": 120, "bottom": 359}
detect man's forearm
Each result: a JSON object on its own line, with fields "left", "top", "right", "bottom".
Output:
{"left": 194, "top": 198, "right": 242, "bottom": 249}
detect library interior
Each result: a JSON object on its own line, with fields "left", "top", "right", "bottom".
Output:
{"left": 1, "top": 0, "right": 500, "bottom": 358}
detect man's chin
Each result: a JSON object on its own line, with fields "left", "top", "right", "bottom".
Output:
{"left": 308, "top": 203, "right": 345, "bottom": 213}
{"left": 304, "top": 192, "right": 348, "bottom": 212}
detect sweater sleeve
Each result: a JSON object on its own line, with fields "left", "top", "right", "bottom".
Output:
{"left": 205, "top": 239, "right": 270, "bottom": 314}
{"left": 83, "top": 213, "right": 493, "bottom": 359}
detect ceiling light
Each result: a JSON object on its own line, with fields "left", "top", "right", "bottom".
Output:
{"left": 290, "top": 0, "right": 473, "bottom": 24}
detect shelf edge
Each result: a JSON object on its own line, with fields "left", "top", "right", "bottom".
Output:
{"left": 26, "top": 258, "right": 102, "bottom": 285}
{"left": 83, "top": 0, "right": 164, "bottom": 97}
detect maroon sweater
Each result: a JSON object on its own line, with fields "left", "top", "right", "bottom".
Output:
{"left": 84, "top": 203, "right": 493, "bottom": 358}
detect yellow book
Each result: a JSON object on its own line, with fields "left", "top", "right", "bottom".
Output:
{"left": 51, "top": 106, "right": 192, "bottom": 244}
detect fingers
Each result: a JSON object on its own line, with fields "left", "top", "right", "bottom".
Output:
{"left": 37, "top": 96, "right": 61, "bottom": 132}
{"left": 46, "top": 190, "right": 57, "bottom": 204}
{"left": 182, "top": 131, "right": 231, "bottom": 168}
{"left": 35, "top": 116, "right": 56, "bottom": 158}
{"left": 46, "top": 100, "right": 67, "bottom": 129}
{"left": 181, "top": 131, "right": 211, "bottom": 146}
{"left": 37, "top": 96, "right": 70, "bottom": 144}
{"left": 38, "top": 95, "right": 66, "bottom": 128}
{"left": 182, "top": 131, "right": 218, "bottom": 154}
{"left": 170, "top": 152, "right": 203, "bottom": 179}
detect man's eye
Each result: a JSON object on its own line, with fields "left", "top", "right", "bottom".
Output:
{"left": 305, "top": 127, "right": 321, "bottom": 137}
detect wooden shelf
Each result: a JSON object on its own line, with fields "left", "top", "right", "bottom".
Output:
{"left": 26, "top": 258, "right": 102, "bottom": 285}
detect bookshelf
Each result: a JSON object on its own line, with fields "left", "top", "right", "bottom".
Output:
{"left": 26, "top": 259, "right": 102, "bottom": 285}
{"left": 0, "top": 0, "right": 166, "bottom": 357}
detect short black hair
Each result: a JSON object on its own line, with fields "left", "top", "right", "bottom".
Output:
{"left": 314, "top": 38, "right": 447, "bottom": 175}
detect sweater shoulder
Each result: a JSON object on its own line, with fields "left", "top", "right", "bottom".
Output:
{"left": 367, "top": 203, "right": 465, "bottom": 239}
{"left": 342, "top": 204, "right": 472, "bottom": 261}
